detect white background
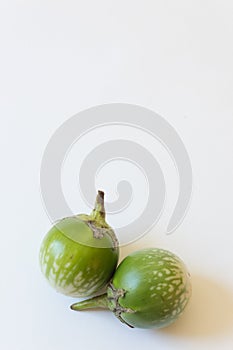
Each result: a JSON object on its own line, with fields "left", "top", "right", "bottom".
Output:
{"left": 1, "top": 1, "right": 233, "bottom": 349}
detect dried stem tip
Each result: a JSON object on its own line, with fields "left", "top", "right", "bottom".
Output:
{"left": 91, "top": 190, "right": 106, "bottom": 221}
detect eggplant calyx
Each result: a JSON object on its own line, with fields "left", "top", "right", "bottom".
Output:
{"left": 70, "top": 283, "right": 135, "bottom": 328}
{"left": 89, "top": 191, "right": 119, "bottom": 249}
{"left": 86, "top": 221, "right": 118, "bottom": 249}
{"left": 107, "top": 283, "right": 135, "bottom": 328}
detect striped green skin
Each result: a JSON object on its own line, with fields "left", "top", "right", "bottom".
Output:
{"left": 39, "top": 216, "right": 119, "bottom": 297}
{"left": 108, "top": 248, "right": 191, "bottom": 329}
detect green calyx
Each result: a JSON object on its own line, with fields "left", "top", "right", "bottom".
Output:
{"left": 77, "top": 190, "right": 107, "bottom": 229}
{"left": 56, "top": 191, "right": 118, "bottom": 250}
{"left": 107, "top": 283, "right": 135, "bottom": 327}
{"left": 78, "top": 191, "right": 118, "bottom": 250}
{"left": 70, "top": 283, "right": 135, "bottom": 328}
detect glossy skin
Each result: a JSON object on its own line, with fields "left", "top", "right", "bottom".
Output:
{"left": 39, "top": 192, "right": 119, "bottom": 297}
{"left": 108, "top": 248, "right": 192, "bottom": 328}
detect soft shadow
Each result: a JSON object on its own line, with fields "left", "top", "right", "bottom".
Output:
{"left": 159, "top": 274, "right": 233, "bottom": 338}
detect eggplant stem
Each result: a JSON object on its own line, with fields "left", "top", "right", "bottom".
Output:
{"left": 91, "top": 190, "right": 106, "bottom": 222}
{"left": 70, "top": 293, "right": 108, "bottom": 311}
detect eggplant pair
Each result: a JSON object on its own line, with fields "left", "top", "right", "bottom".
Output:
{"left": 71, "top": 248, "right": 192, "bottom": 329}
{"left": 40, "top": 191, "right": 191, "bottom": 329}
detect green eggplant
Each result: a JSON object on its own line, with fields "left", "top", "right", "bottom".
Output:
{"left": 39, "top": 191, "right": 119, "bottom": 297}
{"left": 71, "top": 248, "right": 192, "bottom": 329}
